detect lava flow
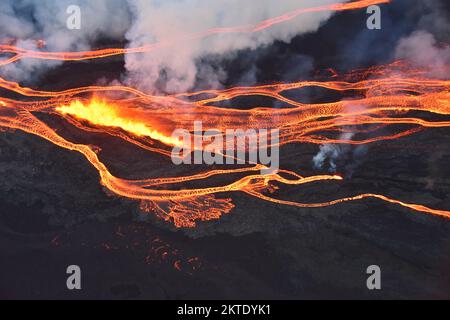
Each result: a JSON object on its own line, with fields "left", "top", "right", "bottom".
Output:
{"left": 1, "top": 0, "right": 450, "bottom": 228}
{"left": 56, "top": 99, "right": 184, "bottom": 148}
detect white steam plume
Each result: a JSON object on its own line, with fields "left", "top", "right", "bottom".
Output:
{"left": 0, "top": 0, "right": 351, "bottom": 91}
{"left": 0, "top": 0, "right": 131, "bottom": 82}
{"left": 395, "top": 30, "right": 450, "bottom": 78}
{"left": 124, "top": 0, "right": 349, "bottom": 93}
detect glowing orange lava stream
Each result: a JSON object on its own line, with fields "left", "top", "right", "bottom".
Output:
{"left": 1, "top": 0, "right": 450, "bottom": 227}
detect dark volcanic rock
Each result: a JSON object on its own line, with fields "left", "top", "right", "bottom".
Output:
{"left": 0, "top": 124, "right": 450, "bottom": 299}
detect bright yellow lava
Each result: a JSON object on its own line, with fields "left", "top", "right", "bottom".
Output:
{"left": 56, "top": 99, "right": 182, "bottom": 147}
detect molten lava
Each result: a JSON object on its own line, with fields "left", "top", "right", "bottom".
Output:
{"left": 1, "top": 0, "right": 450, "bottom": 227}
{"left": 56, "top": 99, "right": 183, "bottom": 147}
